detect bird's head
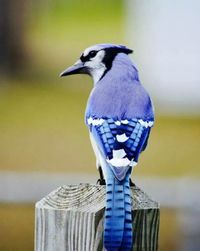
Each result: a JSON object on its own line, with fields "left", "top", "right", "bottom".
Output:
{"left": 60, "top": 44, "right": 133, "bottom": 83}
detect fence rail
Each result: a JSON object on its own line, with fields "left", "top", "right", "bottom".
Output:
{"left": 0, "top": 171, "right": 199, "bottom": 209}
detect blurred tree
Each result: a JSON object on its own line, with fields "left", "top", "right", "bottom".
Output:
{"left": 0, "top": 0, "right": 28, "bottom": 75}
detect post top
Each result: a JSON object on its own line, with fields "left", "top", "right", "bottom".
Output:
{"left": 36, "top": 183, "right": 159, "bottom": 212}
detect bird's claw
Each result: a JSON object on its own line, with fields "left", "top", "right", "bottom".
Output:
{"left": 130, "top": 179, "right": 136, "bottom": 187}
{"left": 97, "top": 178, "right": 106, "bottom": 185}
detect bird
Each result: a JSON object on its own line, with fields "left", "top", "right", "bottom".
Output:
{"left": 60, "top": 44, "right": 154, "bottom": 251}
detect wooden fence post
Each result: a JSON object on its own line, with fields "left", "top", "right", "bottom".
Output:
{"left": 35, "top": 183, "right": 159, "bottom": 251}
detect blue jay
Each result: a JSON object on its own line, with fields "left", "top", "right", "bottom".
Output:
{"left": 60, "top": 44, "right": 154, "bottom": 251}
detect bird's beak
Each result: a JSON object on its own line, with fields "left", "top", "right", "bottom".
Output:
{"left": 60, "top": 60, "right": 88, "bottom": 77}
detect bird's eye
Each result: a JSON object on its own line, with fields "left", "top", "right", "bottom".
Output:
{"left": 88, "top": 50, "right": 97, "bottom": 58}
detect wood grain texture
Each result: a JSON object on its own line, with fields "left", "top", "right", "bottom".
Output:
{"left": 35, "top": 184, "right": 159, "bottom": 251}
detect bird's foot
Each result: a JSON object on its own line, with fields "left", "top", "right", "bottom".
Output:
{"left": 97, "top": 178, "right": 106, "bottom": 185}
{"left": 130, "top": 179, "right": 136, "bottom": 187}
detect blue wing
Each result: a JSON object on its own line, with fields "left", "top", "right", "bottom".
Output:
{"left": 86, "top": 116, "right": 153, "bottom": 180}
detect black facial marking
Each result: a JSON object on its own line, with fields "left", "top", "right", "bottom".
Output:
{"left": 100, "top": 46, "right": 133, "bottom": 80}
{"left": 80, "top": 50, "right": 98, "bottom": 62}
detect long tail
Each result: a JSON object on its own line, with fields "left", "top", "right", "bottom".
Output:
{"left": 104, "top": 174, "right": 133, "bottom": 251}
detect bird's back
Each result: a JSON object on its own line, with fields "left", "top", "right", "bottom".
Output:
{"left": 85, "top": 54, "right": 154, "bottom": 121}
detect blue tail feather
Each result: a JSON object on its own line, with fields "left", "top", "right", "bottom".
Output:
{"left": 119, "top": 178, "right": 133, "bottom": 250}
{"left": 104, "top": 174, "right": 133, "bottom": 251}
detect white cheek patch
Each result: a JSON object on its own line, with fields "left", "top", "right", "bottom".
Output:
{"left": 90, "top": 67, "right": 106, "bottom": 84}
{"left": 85, "top": 50, "right": 105, "bottom": 68}
{"left": 84, "top": 50, "right": 106, "bottom": 84}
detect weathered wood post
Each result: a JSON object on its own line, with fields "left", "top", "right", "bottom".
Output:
{"left": 35, "top": 183, "right": 159, "bottom": 251}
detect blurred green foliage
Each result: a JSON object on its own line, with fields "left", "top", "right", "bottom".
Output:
{"left": 27, "top": 0, "right": 124, "bottom": 79}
